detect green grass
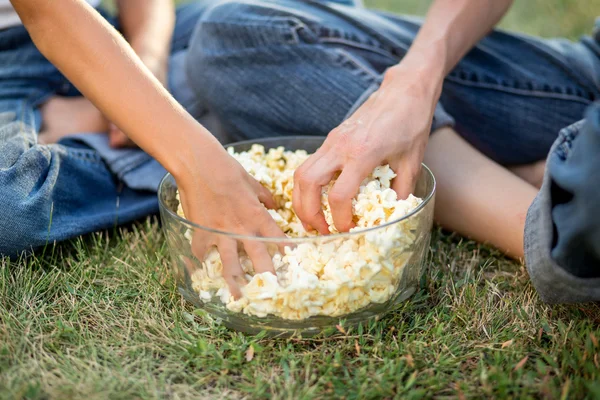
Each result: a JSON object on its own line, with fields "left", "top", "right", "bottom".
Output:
{"left": 2, "top": 1, "right": 600, "bottom": 399}
{"left": 366, "top": 0, "right": 600, "bottom": 40}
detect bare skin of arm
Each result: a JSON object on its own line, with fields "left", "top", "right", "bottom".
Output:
{"left": 106, "top": 0, "right": 175, "bottom": 147}
{"left": 294, "top": 0, "right": 515, "bottom": 234}
{"left": 38, "top": 0, "right": 174, "bottom": 148}
{"left": 12, "top": 0, "right": 285, "bottom": 296}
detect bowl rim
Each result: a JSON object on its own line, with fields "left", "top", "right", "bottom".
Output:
{"left": 158, "top": 136, "right": 436, "bottom": 243}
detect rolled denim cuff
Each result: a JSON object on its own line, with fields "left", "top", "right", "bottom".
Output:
{"left": 524, "top": 114, "right": 600, "bottom": 304}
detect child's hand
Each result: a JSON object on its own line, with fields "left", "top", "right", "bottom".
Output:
{"left": 176, "top": 147, "right": 286, "bottom": 298}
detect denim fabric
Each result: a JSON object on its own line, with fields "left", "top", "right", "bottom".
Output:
{"left": 0, "top": 3, "right": 210, "bottom": 256}
{"left": 187, "top": 0, "right": 454, "bottom": 144}
{"left": 525, "top": 103, "right": 600, "bottom": 303}
{"left": 187, "top": 0, "right": 600, "bottom": 166}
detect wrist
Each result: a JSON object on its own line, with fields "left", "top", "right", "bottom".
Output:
{"left": 382, "top": 61, "right": 443, "bottom": 107}
{"left": 385, "top": 41, "right": 448, "bottom": 97}
{"left": 166, "top": 125, "right": 228, "bottom": 185}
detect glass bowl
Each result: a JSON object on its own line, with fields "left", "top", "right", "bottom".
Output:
{"left": 158, "top": 136, "right": 435, "bottom": 336}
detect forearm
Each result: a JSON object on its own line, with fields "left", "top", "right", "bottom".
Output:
{"left": 10, "top": 0, "right": 221, "bottom": 177}
{"left": 388, "top": 0, "right": 513, "bottom": 97}
{"left": 117, "top": 0, "right": 175, "bottom": 84}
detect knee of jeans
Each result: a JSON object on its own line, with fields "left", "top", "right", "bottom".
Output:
{"left": 192, "top": 0, "right": 306, "bottom": 55}
{"left": 0, "top": 140, "right": 65, "bottom": 257}
{"left": 186, "top": 0, "right": 304, "bottom": 117}
{"left": 0, "top": 192, "right": 54, "bottom": 258}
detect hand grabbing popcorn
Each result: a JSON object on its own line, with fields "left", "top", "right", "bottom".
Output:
{"left": 176, "top": 144, "right": 423, "bottom": 320}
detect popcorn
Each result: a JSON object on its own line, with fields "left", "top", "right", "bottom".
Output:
{"left": 176, "top": 145, "right": 423, "bottom": 320}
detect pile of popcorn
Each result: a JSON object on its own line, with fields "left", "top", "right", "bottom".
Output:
{"left": 176, "top": 144, "right": 423, "bottom": 320}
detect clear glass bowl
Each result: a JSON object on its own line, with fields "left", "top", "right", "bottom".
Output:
{"left": 158, "top": 136, "right": 435, "bottom": 336}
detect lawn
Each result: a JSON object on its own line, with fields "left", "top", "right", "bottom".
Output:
{"left": 2, "top": 0, "right": 600, "bottom": 399}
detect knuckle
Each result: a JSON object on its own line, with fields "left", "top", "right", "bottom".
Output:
{"left": 247, "top": 204, "right": 266, "bottom": 221}
{"left": 329, "top": 126, "right": 345, "bottom": 140}
{"left": 328, "top": 188, "right": 349, "bottom": 205}
{"left": 293, "top": 167, "right": 309, "bottom": 184}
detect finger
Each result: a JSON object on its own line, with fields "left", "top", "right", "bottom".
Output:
{"left": 292, "top": 165, "right": 315, "bottom": 232}
{"left": 291, "top": 173, "right": 312, "bottom": 232}
{"left": 260, "top": 218, "right": 291, "bottom": 254}
{"left": 294, "top": 155, "right": 339, "bottom": 235}
{"left": 218, "top": 238, "right": 246, "bottom": 299}
{"left": 329, "top": 162, "right": 374, "bottom": 232}
{"left": 292, "top": 140, "right": 336, "bottom": 232}
{"left": 392, "top": 160, "right": 422, "bottom": 200}
{"left": 243, "top": 239, "right": 276, "bottom": 275}
{"left": 253, "top": 180, "right": 277, "bottom": 210}
{"left": 190, "top": 229, "right": 211, "bottom": 263}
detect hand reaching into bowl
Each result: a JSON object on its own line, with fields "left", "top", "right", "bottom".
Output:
{"left": 293, "top": 66, "right": 438, "bottom": 234}
{"left": 176, "top": 145, "right": 287, "bottom": 298}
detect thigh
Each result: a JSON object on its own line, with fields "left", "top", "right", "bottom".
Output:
{"left": 362, "top": 9, "right": 600, "bottom": 165}
{"left": 186, "top": 0, "right": 403, "bottom": 140}
{"left": 0, "top": 26, "right": 70, "bottom": 124}
{"left": 440, "top": 30, "right": 600, "bottom": 165}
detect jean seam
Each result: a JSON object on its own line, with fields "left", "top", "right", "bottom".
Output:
{"left": 332, "top": 48, "right": 380, "bottom": 84}
{"left": 201, "top": 19, "right": 300, "bottom": 46}
{"left": 445, "top": 74, "right": 595, "bottom": 104}
{"left": 63, "top": 147, "right": 106, "bottom": 168}
{"left": 321, "top": 37, "right": 397, "bottom": 62}
{"left": 292, "top": 17, "right": 398, "bottom": 60}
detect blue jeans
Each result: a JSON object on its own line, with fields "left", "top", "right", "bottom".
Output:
{"left": 188, "top": 0, "right": 600, "bottom": 165}
{"left": 0, "top": 3, "right": 210, "bottom": 257}
{"left": 186, "top": 0, "right": 600, "bottom": 301}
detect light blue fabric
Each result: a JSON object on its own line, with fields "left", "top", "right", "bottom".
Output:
{"left": 0, "top": 3, "right": 210, "bottom": 256}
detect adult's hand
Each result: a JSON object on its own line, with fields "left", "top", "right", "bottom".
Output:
{"left": 293, "top": 66, "right": 437, "bottom": 234}
{"left": 293, "top": 0, "right": 515, "bottom": 233}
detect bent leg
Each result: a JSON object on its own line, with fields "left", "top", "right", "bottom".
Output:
{"left": 0, "top": 27, "right": 157, "bottom": 257}
{"left": 0, "top": 109, "right": 158, "bottom": 257}
{"left": 189, "top": 0, "right": 600, "bottom": 165}
{"left": 424, "top": 127, "right": 537, "bottom": 259}
{"left": 186, "top": 0, "right": 407, "bottom": 141}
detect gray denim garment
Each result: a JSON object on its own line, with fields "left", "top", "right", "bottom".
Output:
{"left": 525, "top": 103, "right": 600, "bottom": 304}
